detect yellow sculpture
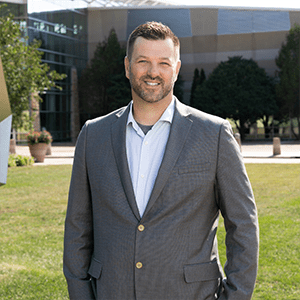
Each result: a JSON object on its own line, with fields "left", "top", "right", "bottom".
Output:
{"left": 0, "top": 56, "right": 12, "bottom": 185}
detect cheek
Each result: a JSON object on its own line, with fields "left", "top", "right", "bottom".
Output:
{"left": 130, "top": 67, "right": 144, "bottom": 79}
{"left": 169, "top": 71, "right": 178, "bottom": 83}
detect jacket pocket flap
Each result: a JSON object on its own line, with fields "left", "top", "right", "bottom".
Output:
{"left": 88, "top": 258, "right": 102, "bottom": 279}
{"left": 178, "top": 162, "right": 210, "bottom": 174}
{"left": 184, "top": 260, "right": 221, "bottom": 283}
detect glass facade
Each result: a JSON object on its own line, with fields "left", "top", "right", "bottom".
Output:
{"left": 1, "top": 0, "right": 88, "bottom": 142}
{"left": 0, "top": 2, "right": 26, "bottom": 18}
{"left": 27, "top": 5, "right": 88, "bottom": 141}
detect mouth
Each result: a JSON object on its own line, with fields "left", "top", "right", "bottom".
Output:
{"left": 145, "top": 81, "right": 160, "bottom": 86}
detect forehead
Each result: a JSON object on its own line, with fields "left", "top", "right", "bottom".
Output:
{"left": 132, "top": 37, "right": 178, "bottom": 60}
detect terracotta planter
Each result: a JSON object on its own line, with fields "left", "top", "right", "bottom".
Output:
{"left": 46, "top": 143, "right": 52, "bottom": 155}
{"left": 28, "top": 143, "right": 48, "bottom": 162}
{"left": 10, "top": 139, "right": 16, "bottom": 154}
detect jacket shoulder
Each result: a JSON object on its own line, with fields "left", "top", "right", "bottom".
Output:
{"left": 87, "top": 106, "right": 128, "bottom": 126}
{"left": 178, "top": 101, "right": 226, "bottom": 127}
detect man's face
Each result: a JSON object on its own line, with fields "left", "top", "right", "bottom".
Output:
{"left": 125, "top": 37, "right": 181, "bottom": 104}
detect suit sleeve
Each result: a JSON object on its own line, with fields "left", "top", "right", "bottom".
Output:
{"left": 216, "top": 121, "right": 259, "bottom": 300}
{"left": 63, "top": 123, "right": 95, "bottom": 299}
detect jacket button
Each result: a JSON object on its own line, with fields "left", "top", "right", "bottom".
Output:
{"left": 136, "top": 262, "right": 143, "bottom": 269}
{"left": 138, "top": 224, "right": 145, "bottom": 232}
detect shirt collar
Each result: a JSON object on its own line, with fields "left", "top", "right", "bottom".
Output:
{"left": 127, "top": 97, "right": 175, "bottom": 128}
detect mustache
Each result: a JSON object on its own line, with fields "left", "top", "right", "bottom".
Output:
{"left": 141, "top": 75, "right": 163, "bottom": 83}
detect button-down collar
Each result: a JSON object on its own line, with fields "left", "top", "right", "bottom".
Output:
{"left": 127, "top": 97, "right": 175, "bottom": 136}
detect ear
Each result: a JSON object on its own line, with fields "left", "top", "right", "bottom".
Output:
{"left": 176, "top": 60, "right": 181, "bottom": 75}
{"left": 124, "top": 56, "right": 130, "bottom": 79}
{"left": 174, "top": 60, "right": 181, "bottom": 81}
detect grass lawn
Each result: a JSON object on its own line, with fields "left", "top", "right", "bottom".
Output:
{"left": 0, "top": 164, "right": 299, "bottom": 299}
{"left": 0, "top": 166, "right": 72, "bottom": 299}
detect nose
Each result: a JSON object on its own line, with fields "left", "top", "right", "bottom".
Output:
{"left": 147, "top": 62, "right": 160, "bottom": 79}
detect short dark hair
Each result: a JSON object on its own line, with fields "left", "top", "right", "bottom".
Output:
{"left": 126, "top": 21, "right": 180, "bottom": 61}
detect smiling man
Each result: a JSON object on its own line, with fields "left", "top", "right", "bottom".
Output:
{"left": 64, "top": 22, "right": 259, "bottom": 300}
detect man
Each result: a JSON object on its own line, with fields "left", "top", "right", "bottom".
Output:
{"left": 64, "top": 22, "right": 259, "bottom": 300}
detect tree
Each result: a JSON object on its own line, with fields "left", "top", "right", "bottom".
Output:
{"left": 0, "top": 5, "right": 66, "bottom": 130}
{"left": 259, "top": 76, "right": 279, "bottom": 138}
{"left": 190, "top": 68, "right": 205, "bottom": 107}
{"left": 78, "top": 28, "right": 131, "bottom": 121}
{"left": 275, "top": 24, "right": 300, "bottom": 140}
{"left": 174, "top": 73, "right": 184, "bottom": 102}
{"left": 193, "top": 56, "right": 277, "bottom": 140}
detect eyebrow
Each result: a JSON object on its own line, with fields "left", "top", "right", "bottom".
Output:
{"left": 136, "top": 55, "right": 172, "bottom": 61}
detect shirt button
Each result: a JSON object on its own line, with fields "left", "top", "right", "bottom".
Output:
{"left": 145, "top": 141, "right": 148, "bottom": 145}
{"left": 136, "top": 262, "right": 143, "bottom": 269}
{"left": 138, "top": 224, "right": 145, "bottom": 232}
{"left": 141, "top": 174, "right": 144, "bottom": 178}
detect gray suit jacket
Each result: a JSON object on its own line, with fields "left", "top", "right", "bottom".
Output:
{"left": 63, "top": 99, "right": 259, "bottom": 300}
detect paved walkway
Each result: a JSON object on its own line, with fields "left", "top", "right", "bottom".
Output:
{"left": 15, "top": 140, "right": 300, "bottom": 165}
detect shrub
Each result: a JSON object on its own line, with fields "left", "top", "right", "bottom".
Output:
{"left": 8, "top": 154, "right": 34, "bottom": 167}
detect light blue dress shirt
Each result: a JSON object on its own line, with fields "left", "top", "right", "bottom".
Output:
{"left": 126, "top": 98, "right": 175, "bottom": 217}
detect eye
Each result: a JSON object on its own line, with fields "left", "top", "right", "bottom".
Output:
{"left": 160, "top": 62, "right": 170, "bottom": 66}
{"left": 138, "top": 60, "right": 147, "bottom": 64}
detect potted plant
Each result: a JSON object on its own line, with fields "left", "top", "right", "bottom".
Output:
{"left": 26, "top": 130, "right": 52, "bottom": 162}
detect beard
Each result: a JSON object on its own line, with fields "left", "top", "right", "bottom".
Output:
{"left": 128, "top": 71, "right": 174, "bottom": 103}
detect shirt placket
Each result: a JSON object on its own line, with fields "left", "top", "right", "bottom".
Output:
{"left": 135, "top": 134, "right": 150, "bottom": 216}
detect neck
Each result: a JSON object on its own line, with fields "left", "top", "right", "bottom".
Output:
{"left": 132, "top": 95, "right": 173, "bottom": 126}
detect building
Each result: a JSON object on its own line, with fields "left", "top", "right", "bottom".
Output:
{"left": 1, "top": 0, "right": 89, "bottom": 142}
{"left": 1, "top": 0, "right": 300, "bottom": 141}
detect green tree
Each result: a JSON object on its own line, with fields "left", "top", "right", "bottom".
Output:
{"left": 78, "top": 28, "right": 131, "bottom": 120}
{"left": 275, "top": 24, "right": 300, "bottom": 140}
{"left": 0, "top": 5, "right": 66, "bottom": 130}
{"left": 193, "top": 56, "right": 277, "bottom": 140}
{"left": 174, "top": 73, "right": 184, "bottom": 102}
{"left": 190, "top": 68, "right": 205, "bottom": 107}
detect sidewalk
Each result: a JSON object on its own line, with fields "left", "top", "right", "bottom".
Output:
{"left": 15, "top": 141, "right": 300, "bottom": 165}
{"left": 16, "top": 144, "right": 75, "bottom": 165}
{"left": 241, "top": 141, "right": 300, "bottom": 163}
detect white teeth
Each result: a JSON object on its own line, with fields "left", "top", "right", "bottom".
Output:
{"left": 146, "top": 82, "right": 159, "bottom": 86}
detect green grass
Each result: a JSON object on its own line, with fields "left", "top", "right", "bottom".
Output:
{"left": 0, "top": 166, "right": 72, "bottom": 299}
{"left": 247, "top": 165, "right": 300, "bottom": 300}
{"left": 0, "top": 164, "right": 299, "bottom": 299}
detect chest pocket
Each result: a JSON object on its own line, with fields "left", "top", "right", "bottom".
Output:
{"left": 178, "top": 162, "right": 211, "bottom": 175}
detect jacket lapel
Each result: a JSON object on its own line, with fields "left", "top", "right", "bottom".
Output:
{"left": 143, "top": 99, "right": 193, "bottom": 218}
{"left": 111, "top": 105, "right": 141, "bottom": 221}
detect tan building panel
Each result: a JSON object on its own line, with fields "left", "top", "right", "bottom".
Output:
{"left": 195, "top": 52, "right": 217, "bottom": 64}
{"left": 179, "top": 62, "right": 194, "bottom": 74}
{"left": 254, "top": 48, "right": 280, "bottom": 61}
{"left": 190, "top": 8, "right": 218, "bottom": 37}
{"left": 216, "top": 50, "right": 254, "bottom": 62}
{"left": 180, "top": 62, "right": 218, "bottom": 78}
{"left": 180, "top": 53, "right": 195, "bottom": 65}
{"left": 99, "top": 9, "right": 128, "bottom": 41}
{"left": 290, "top": 11, "right": 300, "bottom": 27}
{"left": 88, "top": 10, "right": 106, "bottom": 43}
{"left": 179, "top": 37, "right": 194, "bottom": 55}
{"left": 89, "top": 42, "right": 98, "bottom": 61}
{"left": 179, "top": 65, "right": 197, "bottom": 82}
{"left": 217, "top": 33, "right": 253, "bottom": 52}
{"left": 88, "top": 9, "right": 128, "bottom": 60}
{"left": 181, "top": 51, "right": 219, "bottom": 65}
{"left": 193, "top": 62, "right": 217, "bottom": 74}
{"left": 191, "top": 35, "right": 218, "bottom": 53}
{"left": 253, "top": 31, "right": 288, "bottom": 50}
{"left": 257, "top": 59, "right": 278, "bottom": 76}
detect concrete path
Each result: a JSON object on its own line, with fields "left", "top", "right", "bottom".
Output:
{"left": 15, "top": 141, "right": 300, "bottom": 165}
{"left": 241, "top": 141, "right": 300, "bottom": 164}
{"left": 16, "top": 144, "right": 75, "bottom": 165}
